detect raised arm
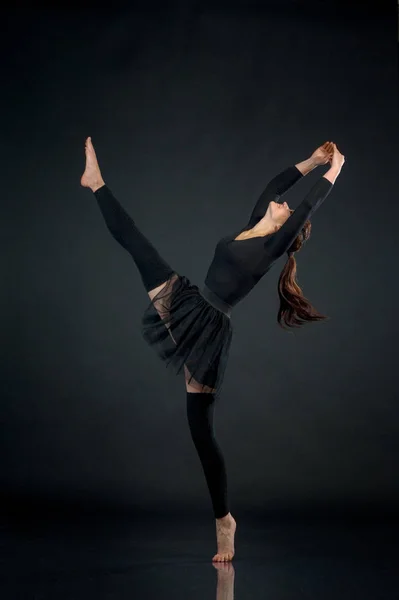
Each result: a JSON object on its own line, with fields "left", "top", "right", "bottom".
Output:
{"left": 245, "top": 143, "right": 334, "bottom": 229}
{"left": 264, "top": 176, "right": 333, "bottom": 258}
{"left": 245, "top": 166, "right": 303, "bottom": 229}
{"left": 264, "top": 152, "right": 344, "bottom": 259}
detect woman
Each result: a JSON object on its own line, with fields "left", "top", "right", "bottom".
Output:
{"left": 81, "top": 137, "right": 345, "bottom": 562}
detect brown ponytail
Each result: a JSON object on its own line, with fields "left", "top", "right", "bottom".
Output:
{"left": 277, "top": 219, "right": 329, "bottom": 329}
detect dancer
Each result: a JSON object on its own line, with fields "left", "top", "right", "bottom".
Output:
{"left": 81, "top": 137, "right": 345, "bottom": 561}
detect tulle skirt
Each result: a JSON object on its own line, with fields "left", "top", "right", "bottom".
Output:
{"left": 141, "top": 273, "right": 233, "bottom": 395}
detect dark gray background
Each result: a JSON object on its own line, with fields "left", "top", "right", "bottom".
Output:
{"left": 2, "top": 1, "right": 398, "bottom": 517}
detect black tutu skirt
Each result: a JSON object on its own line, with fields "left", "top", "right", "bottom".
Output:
{"left": 141, "top": 273, "right": 233, "bottom": 396}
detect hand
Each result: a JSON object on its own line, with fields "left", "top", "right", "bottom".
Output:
{"left": 311, "top": 141, "right": 334, "bottom": 166}
{"left": 331, "top": 142, "right": 345, "bottom": 170}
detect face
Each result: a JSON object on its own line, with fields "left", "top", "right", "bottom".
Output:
{"left": 269, "top": 201, "right": 293, "bottom": 225}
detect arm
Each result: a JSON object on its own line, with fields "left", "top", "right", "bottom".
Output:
{"left": 245, "top": 154, "right": 325, "bottom": 229}
{"left": 264, "top": 168, "right": 339, "bottom": 258}
{"left": 245, "top": 166, "right": 304, "bottom": 229}
{"left": 245, "top": 143, "right": 335, "bottom": 229}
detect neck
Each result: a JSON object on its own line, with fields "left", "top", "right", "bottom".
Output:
{"left": 252, "top": 216, "right": 278, "bottom": 237}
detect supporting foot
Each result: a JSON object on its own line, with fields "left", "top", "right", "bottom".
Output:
{"left": 212, "top": 512, "right": 236, "bottom": 562}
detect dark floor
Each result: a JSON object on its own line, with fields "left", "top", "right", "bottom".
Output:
{"left": 1, "top": 508, "right": 398, "bottom": 599}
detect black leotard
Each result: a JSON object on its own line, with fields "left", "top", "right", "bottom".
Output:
{"left": 204, "top": 166, "right": 333, "bottom": 308}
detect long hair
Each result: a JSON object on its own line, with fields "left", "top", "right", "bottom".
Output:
{"left": 277, "top": 213, "right": 329, "bottom": 329}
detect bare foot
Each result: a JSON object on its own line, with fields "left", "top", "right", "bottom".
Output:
{"left": 212, "top": 513, "right": 236, "bottom": 562}
{"left": 213, "top": 561, "right": 235, "bottom": 600}
{"left": 81, "top": 136, "right": 105, "bottom": 192}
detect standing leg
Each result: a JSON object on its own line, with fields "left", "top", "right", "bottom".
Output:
{"left": 186, "top": 385, "right": 237, "bottom": 562}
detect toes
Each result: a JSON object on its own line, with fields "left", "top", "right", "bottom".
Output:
{"left": 213, "top": 554, "right": 222, "bottom": 562}
{"left": 212, "top": 552, "right": 233, "bottom": 562}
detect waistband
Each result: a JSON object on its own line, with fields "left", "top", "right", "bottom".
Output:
{"left": 200, "top": 284, "right": 232, "bottom": 318}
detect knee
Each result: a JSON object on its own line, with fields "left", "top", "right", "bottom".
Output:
{"left": 184, "top": 366, "right": 217, "bottom": 394}
{"left": 186, "top": 390, "right": 215, "bottom": 429}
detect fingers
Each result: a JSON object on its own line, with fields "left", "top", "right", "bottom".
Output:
{"left": 325, "top": 141, "right": 334, "bottom": 161}
{"left": 331, "top": 142, "right": 339, "bottom": 154}
{"left": 332, "top": 142, "right": 341, "bottom": 155}
{"left": 331, "top": 142, "right": 345, "bottom": 164}
{"left": 316, "top": 140, "right": 341, "bottom": 164}
{"left": 324, "top": 141, "right": 334, "bottom": 164}
{"left": 325, "top": 142, "right": 345, "bottom": 165}
{"left": 322, "top": 141, "right": 334, "bottom": 156}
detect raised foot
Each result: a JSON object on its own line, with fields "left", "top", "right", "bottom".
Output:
{"left": 81, "top": 136, "right": 105, "bottom": 192}
{"left": 212, "top": 512, "right": 236, "bottom": 562}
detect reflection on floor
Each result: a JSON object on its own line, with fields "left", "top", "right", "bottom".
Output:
{"left": 1, "top": 507, "right": 398, "bottom": 599}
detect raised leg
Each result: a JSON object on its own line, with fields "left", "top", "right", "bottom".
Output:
{"left": 82, "top": 137, "right": 176, "bottom": 299}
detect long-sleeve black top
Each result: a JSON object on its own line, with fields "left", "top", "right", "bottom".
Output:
{"left": 204, "top": 166, "right": 333, "bottom": 307}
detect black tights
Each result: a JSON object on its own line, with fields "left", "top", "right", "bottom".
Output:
{"left": 94, "top": 185, "right": 229, "bottom": 518}
{"left": 186, "top": 392, "right": 229, "bottom": 518}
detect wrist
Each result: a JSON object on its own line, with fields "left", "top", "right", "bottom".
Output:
{"left": 310, "top": 156, "right": 322, "bottom": 169}
{"left": 295, "top": 157, "right": 318, "bottom": 176}
{"left": 323, "top": 165, "right": 341, "bottom": 184}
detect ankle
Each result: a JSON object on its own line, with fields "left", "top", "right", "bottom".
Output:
{"left": 216, "top": 512, "right": 232, "bottom": 523}
{"left": 91, "top": 179, "right": 105, "bottom": 193}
